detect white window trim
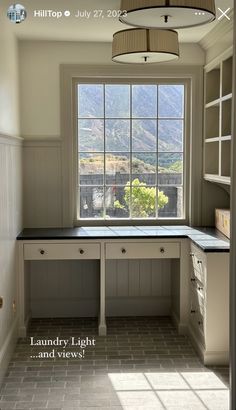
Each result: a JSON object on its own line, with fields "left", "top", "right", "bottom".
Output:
{"left": 60, "top": 64, "right": 203, "bottom": 227}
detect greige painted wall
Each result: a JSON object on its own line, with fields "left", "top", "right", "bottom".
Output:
{"left": 0, "top": 15, "right": 22, "bottom": 385}
{"left": 19, "top": 41, "right": 205, "bottom": 137}
{"left": 0, "top": 18, "right": 20, "bottom": 136}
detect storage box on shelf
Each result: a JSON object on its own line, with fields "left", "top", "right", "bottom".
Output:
{"left": 215, "top": 208, "right": 230, "bottom": 239}
{"left": 204, "top": 48, "right": 233, "bottom": 185}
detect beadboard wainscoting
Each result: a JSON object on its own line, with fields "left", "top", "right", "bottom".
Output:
{"left": 30, "top": 260, "right": 100, "bottom": 318}
{"left": 28, "top": 259, "right": 172, "bottom": 318}
{"left": 106, "top": 259, "right": 172, "bottom": 316}
{"left": 23, "top": 138, "right": 63, "bottom": 228}
{"left": 0, "top": 134, "right": 23, "bottom": 385}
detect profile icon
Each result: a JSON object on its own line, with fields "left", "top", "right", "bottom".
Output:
{"left": 7, "top": 4, "right": 27, "bottom": 24}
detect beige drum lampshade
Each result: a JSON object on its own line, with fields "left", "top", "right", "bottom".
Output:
{"left": 119, "top": 0, "right": 216, "bottom": 28}
{"left": 112, "top": 28, "right": 179, "bottom": 64}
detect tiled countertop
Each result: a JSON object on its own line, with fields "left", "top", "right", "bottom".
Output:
{"left": 17, "top": 226, "right": 230, "bottom": 253}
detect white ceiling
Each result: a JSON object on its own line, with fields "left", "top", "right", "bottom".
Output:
{"left": 0, "top": 0, "right": 234, "bottom": 43}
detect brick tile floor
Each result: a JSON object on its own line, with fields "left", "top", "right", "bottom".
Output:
{"left": 0, "top": 317, "right": 229, "bottom": 409}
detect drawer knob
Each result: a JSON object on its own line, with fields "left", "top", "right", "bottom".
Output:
{"left": 190, "top": 253, "right": 194, "bottom": 257}
{"left": 79, "top": 249, "right": 85, "bottom": 255}
{"left": 160, "top": 247, "right": 165, "bottom": 254}
{"left": 198, "top": 286, "right": 203, "bottom": 291}
{"left": 197, "top": 260, "right": 202, "bottom": 264}
{"left": 198, "top": 320, "right": 203, "bottom": 326}
{"left": 191, "top": 278, "right": 196, "bottom": 282}
{"left": 191, "top": 309, "right": 196, "bottom": 314}
{"left": 121, "top": 248, "right": 127, "bottom": 254}
{"left": 40, "top": 249, "right": 45, "bottom": 255}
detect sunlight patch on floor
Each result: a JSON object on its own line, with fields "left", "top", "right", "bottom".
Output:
{"left": 108, "top": 371, "right": 229, "bottom": 410}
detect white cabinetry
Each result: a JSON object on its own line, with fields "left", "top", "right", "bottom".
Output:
{"left": 189, "top": 243, "right": 229, "bottom": 364}
{"left": 18, "top": 235, "right": 230, "bottom": 365}
{"left": 204, "top": 47, "right": 233, "bottom": 185}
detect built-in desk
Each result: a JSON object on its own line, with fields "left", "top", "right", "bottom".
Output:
{"left": 17, "top": 226, "right": 230, "bottom": 364}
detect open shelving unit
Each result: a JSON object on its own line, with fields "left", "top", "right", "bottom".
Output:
{"left": 204, "top": 48, "right": 233, "bottom": 186}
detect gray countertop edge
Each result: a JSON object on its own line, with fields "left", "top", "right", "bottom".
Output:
{"left": 16, "top": 227, "right": 230, "bottom": 253}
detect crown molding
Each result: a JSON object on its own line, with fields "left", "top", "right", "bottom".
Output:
{"left": 199, "top": 9, "right": 234, "bottom": 51}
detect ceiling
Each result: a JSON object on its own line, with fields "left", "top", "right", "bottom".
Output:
{"left": 0, "top": 0, "right": 234, "bottom": 43}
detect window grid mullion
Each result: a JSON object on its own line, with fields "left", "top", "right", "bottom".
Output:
{"left": 182, "top": 84, "right": 186, "bottom": 219}
{"left": 77, "top": 116, "right": 184, "bottom": 121}
{"left": 103, "top": 84, "right": 106, "bottom": 218}
{"left": 77, "top": 85, "right": 80, "bottom": 220}
{"left": 156, "top": 85, "right": 159, "bottom": 219}
{"left": 130, "top": 85, "right": 132, "bottom": 219}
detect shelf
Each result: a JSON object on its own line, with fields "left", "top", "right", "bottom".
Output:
{"left": 205, "top": 94, "right": 232, "bottom": 109}
{"left": 205, "top": 137, "right": 220, "bottom": 143}
{"left": 221, "top": 93, "right": 232, "bottom": 102}
{"left": 204, "top": 174, "right": 231, "bottom": 186}
{"left": 205, "top": 99, "right": 220, "bottom": 109}
{"left": 221, "top": 135, "right": 231, "bottom": 141}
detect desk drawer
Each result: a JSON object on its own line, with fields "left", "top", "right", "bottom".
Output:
{"left": 24, "top": 243, "right": 100, "bottom": 260}
{"left": 190, "top": 285, "right": 205, "bottom": 316}
{"left": 105, "top": 242, "right": 180, "bottom": 259}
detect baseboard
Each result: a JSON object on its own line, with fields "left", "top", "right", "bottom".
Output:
{"left": 188, "top": 325, "right": 229, "bottom": 365}
{"left": 106, "top": 297, "right": 171, "bottom": 317}
{"left": 172, "top": 311, "right": 188, "bottom": 335}
{"left": 19, "top": 312, "right": 31, "bottom": 338}
{"left": 0, "top": 316, "right": 18, "bottom": 387}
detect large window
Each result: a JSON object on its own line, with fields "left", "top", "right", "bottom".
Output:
{"left": 77, "top": 82, "right": 185, "bottom": 220}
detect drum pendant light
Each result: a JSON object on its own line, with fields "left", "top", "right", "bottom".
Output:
{"left": 112, "top": 28, "right": 179, "bottom": 64}
{"left": 119, "top": 0, "right": 216, "bottom": 29}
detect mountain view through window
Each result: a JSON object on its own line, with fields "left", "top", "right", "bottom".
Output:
{"left": 77, "top": 83, "right": 185, "bottom": 220}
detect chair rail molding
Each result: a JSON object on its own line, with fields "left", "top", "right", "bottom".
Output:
{"left": 0, "top": 133, "right": 23, "bottom": 146}
{"left": 23, "top": 135, "right": 62, "bottom": 148}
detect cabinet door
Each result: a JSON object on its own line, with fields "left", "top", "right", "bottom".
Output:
{"left": 190, "top": 244, "right": 207, "bottom": 284}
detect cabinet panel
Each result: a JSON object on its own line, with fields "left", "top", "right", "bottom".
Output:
{"left": 204, "top": 142, "right": 219, "bottom": 175}
{"left": 206, "top": 68, "right": 220, "bottom": 103}
{"left": 221, "top": 140, "right": 231, "bottom": 177}
{"left": 205, "top": 106, "right": 219, "bottom": 139}
{"left": 222, "top": 56, "right": 233, "bottom": 97}
{"left": 189, "top": 243, "right": 229, "bottom": 364}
